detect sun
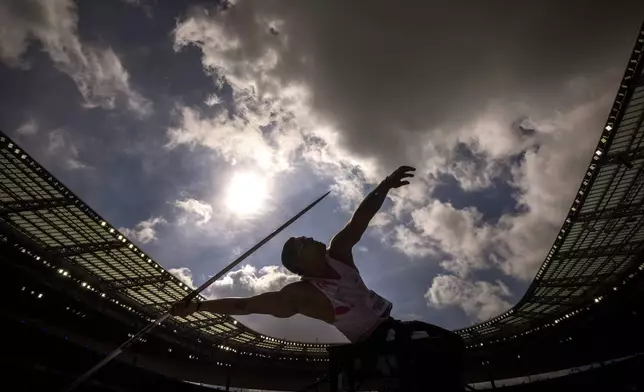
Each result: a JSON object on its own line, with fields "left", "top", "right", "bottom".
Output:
{"left": 224, "top": 171, "right": 269, "bottom": 216}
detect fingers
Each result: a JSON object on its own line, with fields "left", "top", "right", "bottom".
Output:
{"left": 386, "top": 165, "right": 417, "bottom": 189}
{"left": 398, "top": 165, "right": 416, "bottom": 172}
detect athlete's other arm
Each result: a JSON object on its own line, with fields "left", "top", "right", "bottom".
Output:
{"left": 170, "top": 283, "right": 305, "bottom": 319}
{"left": 329, "top": 166, "right": 416, "bottom": 254}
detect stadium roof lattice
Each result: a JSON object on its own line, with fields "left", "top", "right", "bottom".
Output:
{"left": 0, "top": 136, "right": 327, "bottom": 356}
{"left": 1, "top": 22, "right": 643, "bottom": 356}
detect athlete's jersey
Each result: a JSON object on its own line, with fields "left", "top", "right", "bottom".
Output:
{"left": 303, "top": 254, "right": 393, "bottom": 343}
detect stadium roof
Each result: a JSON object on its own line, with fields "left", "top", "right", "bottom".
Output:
{"left": 1, "top": 22, "right": 643, "bottom": 357}
{"left": 0, "top": 135, "right": 327, "bottom": 356}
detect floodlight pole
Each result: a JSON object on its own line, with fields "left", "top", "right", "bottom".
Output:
{"left": 64, "top": 191, "right": 330, "bottom": 392}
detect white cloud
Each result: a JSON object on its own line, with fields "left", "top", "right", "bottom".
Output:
{"left": 488, "top": 96, "right": 610, "bottom": 280}
{"left": 386, "top": 90, "right": 614, "bottom": 281}
{"left": 119, "top": 216, "right": 166, "bottom": 244}
{"left": 171, "top": 11, "right": 384, "bottom": 214}
{"left": 169, "top": 267, "right": 195, "bottom": 288}
{"left": 411, "top": 200, "right": 493, "bottom": 277}
{"left": 425, "top": 275, "right": 512, "bottom": 321}
{"left": 205, "top": 264, "right": 301, "bottom": 299}
{"left": 0, "top": 0, "right": 151, "bottom": 116}
{"left": 369, "top": 212, "right": 393, "bottom": 228}
{"left": 386, "top": 225, "right": 436, "bottom": 260}
{"left": 15, "top": 118, "right": 38, "bottom": 136}
{"left": 174, "top": 198, "right": 213, "bottom": 225}
{"left": 166, "top": 106, "right": 296, "bottom": 176}
{"left": 171, "top": 5, "right": 618, "bottom": 288}
{"left": 47, "top": 129, "right": 90, "bottom": 170}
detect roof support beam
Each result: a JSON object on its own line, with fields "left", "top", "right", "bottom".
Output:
{"left": 186, "top": 317, "right": 229, "bottom": 330}
{"left": 513, "top": 310, "right": 545, "bottom": 320}
{"left": 0, "top": 197, "right": 75, "bottom": 215}
{"left": 574, "top": 203, "right": 644, "bottom": 223}
{"left": 46, "top": 240, "right": 127, "bottom": 257}
{"left": 603, "top": 144, "right": 644, "bottom": 168}
{"left": 537, "top": 273, "right": 614, "bottom": 288}
{"left": 553, "top": 240, "right": 644, "bottom": 260}
{"left": 526, "top": 295, "right": 579, "bottom": 306}
{"left": 104, "top": 274, "right": 170, "bottom": 290}
{"left": 218, "top": 329, "right": 245, "bottom": 343}
{"left": 245, "top": 336, "right": 264, "bottom": 347}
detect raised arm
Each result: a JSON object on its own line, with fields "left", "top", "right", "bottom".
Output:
{"left": 170, "top": 283, "right": 302, "bottom": 319}
{"left": 329, "top": 166, "right": 415, "bottom": 255}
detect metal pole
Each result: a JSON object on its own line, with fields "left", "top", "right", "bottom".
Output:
{"left": 64, "top": 191, "right": 330, "bottom": 392}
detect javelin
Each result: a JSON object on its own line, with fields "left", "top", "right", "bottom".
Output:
{"left": 64, "top": 191, "right": 330, "bottom": 392}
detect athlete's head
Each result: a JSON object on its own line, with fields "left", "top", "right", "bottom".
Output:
{"left": 281, "top": 236, "right": 327, "bottom": 276}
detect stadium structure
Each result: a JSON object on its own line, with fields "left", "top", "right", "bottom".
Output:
{"left": 2, "top": 22, "right": 644, "bottom": 392}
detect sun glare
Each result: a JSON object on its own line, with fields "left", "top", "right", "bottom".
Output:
{"left": 224, "top": 171, "right": 268, "bottom": 216}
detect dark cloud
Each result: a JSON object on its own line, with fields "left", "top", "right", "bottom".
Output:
{"left": 182, "top": 0, "right": 644, "bottom": 170}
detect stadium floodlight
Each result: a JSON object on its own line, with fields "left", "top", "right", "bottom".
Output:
{"left": 605, "top": 124, "right": 613, "bottom": 131}
{"left": 595, "top": 149, "right": 603, "bottom": 156}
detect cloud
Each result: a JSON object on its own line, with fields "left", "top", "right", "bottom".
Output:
{"left": 47, "top": 129, "right": 91, "bottom": 170}
{"left": 169, "top": 193, "right": 268, "bottom": 248}
{"left": 174, "top": 198, "right": 213, "bottom": 225}
{"left": 169, "top": 267, "right": 195, "bottom": 288}
{"left": 205, "top": 264, "right": 301, "bottom": 299}
{"left": 171, "top": 2, "right": 641, "bottom": 289}
{"left": 410, "top": 200, "right": 493, "bottom": 277}
{"left": 425, "top": 275, "right": 513, "bottom": 321}
{"left": 369, "top": 212, "right": 393, "bottom": 228}
{"left": 119, "top": 216, "right": 166, "bottom": 244}
{"left": 172, "top": 1, "right": 640, "bottom": 172}
{"left": 15, "top": 118, "right": 38, "bottom": 136}
{"left": 166, "top": 106, "right": 297, "bottom": 176}
{"left": 0, "top": 0, "right": 151, "bottom": 116}
{"left": 171, "top": 8, "right": 384, "bottom": 212}
{"left": 385, "top": 90, "right": 617, "bottom": 281}
{"left": 386, "top": 225, "right": 436, "bottom": 260}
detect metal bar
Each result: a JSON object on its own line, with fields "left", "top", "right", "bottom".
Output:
{"left": 513, "top": 310, "right": 544, "bottom": 320}
{"left": 553, "top": 240, "right": 644, "bottom": 260}
{"left": 526, "top": 295, "right": 578, "bottom": 306}
{"left": 536, "top": 273, "right": 614, "bottom": 288}
{"left": 104, "top": 274, "right": 171, "bottom": 290}
{"left": 46, "top": 241, "right": 127, "bottom": 257}
{"left": 603, "top": 146, "right": 644, "bottom": 167}
{"left": 574, "top": 203, "right": 644, "bottom": 222}
{"left": 0, "top": 197, "right": 75, "bottom": 214}
{"left": 64, "top": 190, "right": 330, "bottom": 392}
{"left": 221, "top": 329, "right": 245, "bottom": 342}
{"left": 186, "top": 317, "right": 227, "bottom": 329}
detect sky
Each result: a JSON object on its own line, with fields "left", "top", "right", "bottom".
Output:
{"left": 1, "top": 0, "right": 643, "bottom": 344}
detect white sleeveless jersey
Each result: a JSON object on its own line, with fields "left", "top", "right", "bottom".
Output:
{"left": 303, "top": 254, "right": 393, "bottom": 343}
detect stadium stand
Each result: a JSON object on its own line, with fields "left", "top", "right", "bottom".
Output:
{"left": 0, "top": 18, "right": 642, "bottom": 392}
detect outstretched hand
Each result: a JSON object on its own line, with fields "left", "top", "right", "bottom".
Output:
{"left": 383, "top": 165, "right": 416, "bottom": 189}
